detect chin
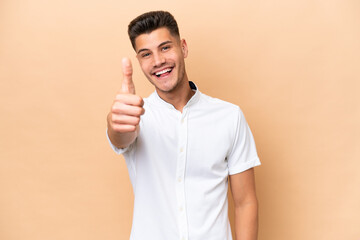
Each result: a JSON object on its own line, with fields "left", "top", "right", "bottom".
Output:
{"left": 155, "top": 83, "right": 177, "bottom": 93}
{"left": 148, "top": 77, "right": 177, "bottom": 92}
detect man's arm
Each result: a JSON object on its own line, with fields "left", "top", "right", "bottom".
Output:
{"left": 107, "top": 115, "right": 140, "bottom": 148}
{"left": 229, "top": 168, "right": 259, "bottom": 240}
{"left": 107, "top": 58, "right": 144, "bottom": 149}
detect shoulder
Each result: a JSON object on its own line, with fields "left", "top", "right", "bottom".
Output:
{"left": 143, "top": 92, "right": 156, "bottom": 104}
{"left": 142, "top": 92, "right": 159, "bottom": 111}
{"left": 197, "top": 92, "right": 241, "bottom": 114}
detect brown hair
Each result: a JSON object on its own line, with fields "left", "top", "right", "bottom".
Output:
{"left": 128, "top": 11, "right": 180, "bottom": 50}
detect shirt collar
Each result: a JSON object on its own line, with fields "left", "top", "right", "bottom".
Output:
{"left": 148, "top": 81, "right": 201, "bottom": 109}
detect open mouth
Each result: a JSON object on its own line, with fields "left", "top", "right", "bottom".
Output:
{"left": 153, "top": 67, "right": 173, "bottom": 78}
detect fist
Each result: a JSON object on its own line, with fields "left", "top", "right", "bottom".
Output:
{"left": 109, "top": 58, "right": 145, "bottom": 133}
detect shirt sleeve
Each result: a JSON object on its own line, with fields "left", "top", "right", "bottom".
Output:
{"left": 227, "top": 108, "right": 261, "bottom": 175}
{"left": 106, "top": 129, "right": 137, "bottom": 187}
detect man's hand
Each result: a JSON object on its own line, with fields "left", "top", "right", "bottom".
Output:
{"left": 107, "top": 58, "right": 145, "bottom": 148}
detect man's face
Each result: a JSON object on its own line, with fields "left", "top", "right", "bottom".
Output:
{"left": 135, "top": 27, "right": 188, "bottom": 94}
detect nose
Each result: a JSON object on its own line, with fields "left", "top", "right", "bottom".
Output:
{"left": 153, "top": 52, "right": 165, "bottom": 67}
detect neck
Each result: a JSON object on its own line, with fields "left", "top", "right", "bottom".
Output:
{"left": 156, "top": 75, "right": 195, "bottom": 112}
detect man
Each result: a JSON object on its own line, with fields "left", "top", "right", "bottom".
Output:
{"left": 107, "top": 11, "right": 261, "bottom": 240}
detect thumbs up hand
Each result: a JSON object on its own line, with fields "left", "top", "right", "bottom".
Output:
{"left": 108, "top": 58, "right": 144, "bottom": 143}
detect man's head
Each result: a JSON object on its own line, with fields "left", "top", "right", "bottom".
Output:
{"left": 127, "top": 11, "right": 188, "bottom": 96}
{"left": 128, "top": 11, "right": 180, "bottom": 50}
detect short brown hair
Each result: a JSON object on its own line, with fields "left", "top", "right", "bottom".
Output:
{"left": 128, "top": 11, "right": 180, "bottom": 50}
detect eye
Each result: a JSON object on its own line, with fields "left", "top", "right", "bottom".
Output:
{"left": 141, "top": 52, "right": 151, "bottom": 58}
{"left": 162, "top": 45, "right": 170, "bottom": 51}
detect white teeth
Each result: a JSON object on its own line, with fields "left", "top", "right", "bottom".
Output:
{"left": 155, "top": 68, "right": 171, "bottom": 76}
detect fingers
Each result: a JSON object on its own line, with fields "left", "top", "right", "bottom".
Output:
{"left": 115, "top": 93, "right": 144, "bottom": 107}
{"left": 111, "top": 124, "right": 138, "bottom": 133}
{"left": 110, "top": 93, "right": 144, "bottom": 133}
{"left": 111, "top": 114, "right": 141, "bottom": 125}
{"left": 109, "top": 57, "right": 142, "bottom": 134}
{"left": 110, "top": 102, "right": 144, "bottom": 133}
{"left": 121, "top": 58, "right": 135, "bottom": 94}
{"left": 111, "top": 101, "right": 145, "bottom": 116}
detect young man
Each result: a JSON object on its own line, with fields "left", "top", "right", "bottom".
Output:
{"left": 107, "top": 11, "right": 261, "bottom": 240}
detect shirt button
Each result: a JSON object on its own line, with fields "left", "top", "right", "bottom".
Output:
{"left": 179, "top": 206, "right": 183, "bottom": 212}
{"left": 180, "top": 148, "right": 183, "bottom": 153}
{"left": 181, "top": 237, "right": 185, "bottom": 240}
{"left": 181, "top": 118, "right": 184, "bottom": 124}
{"left": 178, "top": 177, "right": 182, "bottom": 182}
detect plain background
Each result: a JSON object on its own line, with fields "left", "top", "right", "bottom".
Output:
{"left": 1, "top": 0, "right": 359, "bottom": 239}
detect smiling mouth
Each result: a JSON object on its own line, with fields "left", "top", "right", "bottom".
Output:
{"left": 153, "top": 67, "right": 173, "bottom": 78}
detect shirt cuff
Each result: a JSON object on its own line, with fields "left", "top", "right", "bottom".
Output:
{"left": 228, "top": 157, "right": 261, "bottom": 175}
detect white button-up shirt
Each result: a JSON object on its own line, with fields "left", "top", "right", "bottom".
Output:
{"left": 108, "top": 82, "right": 261, "bottom": 240}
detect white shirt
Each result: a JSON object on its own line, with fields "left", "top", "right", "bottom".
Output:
{"left": 107, "top": 82, "right": 261, "bottom": 240}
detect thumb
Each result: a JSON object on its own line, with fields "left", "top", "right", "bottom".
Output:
{"left": 121, "top": 57, "right": 135, "bottom": 94}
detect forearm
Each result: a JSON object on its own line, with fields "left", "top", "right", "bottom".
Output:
{"left": 234, "top": 201, "right": 258, "bottom": 240}
{"left": 107, "top": 112, "right": 139, "bottom": 149}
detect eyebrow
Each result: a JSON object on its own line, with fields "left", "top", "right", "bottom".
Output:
{"left": 137, "top": 40, "right": 173, "bottom": 54}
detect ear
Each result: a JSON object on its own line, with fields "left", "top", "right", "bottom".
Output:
{"left": 181, "top": 39, "right": 188, "bottom": 58}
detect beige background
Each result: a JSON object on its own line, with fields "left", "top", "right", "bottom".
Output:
{"left": 1, "top": 0, "right": 359, "bottom": 239}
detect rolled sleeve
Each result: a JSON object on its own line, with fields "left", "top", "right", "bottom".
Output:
{"left": 227, "top": 108, "right": 261, "bottom": 175}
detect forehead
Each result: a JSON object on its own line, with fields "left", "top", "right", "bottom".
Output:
{"left": 134, "top": 27, "right": 179, "bottom": 51}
